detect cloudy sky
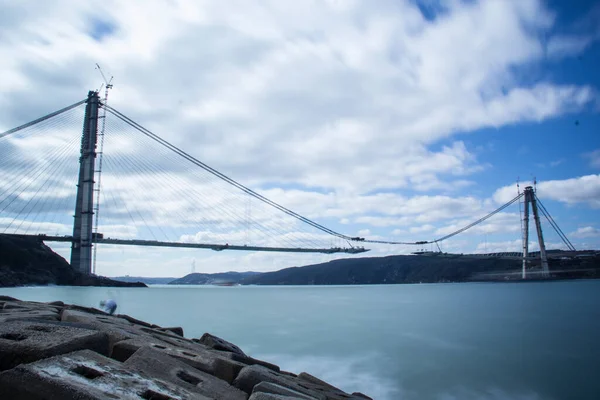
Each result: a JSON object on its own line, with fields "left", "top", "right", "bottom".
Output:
{"left": 1, "top": 0, "right": 599, "bottom": 277}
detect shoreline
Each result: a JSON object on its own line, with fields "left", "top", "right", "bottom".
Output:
{"left": 3, "top": 275, "right": 599, "bottom": 290}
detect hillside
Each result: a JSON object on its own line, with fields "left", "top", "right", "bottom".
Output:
{"left": 240, "top": 253, "right": 600, "bottom": 285}
{"left": 0, "top": 234, "right": 147, "bottom": 287}
{"left": 169, "top": 271, "right": 261, "bottom": 285}
{"left": 111, "top": 276, "right": 177, "bottom": 284}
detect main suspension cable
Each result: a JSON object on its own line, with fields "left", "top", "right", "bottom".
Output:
{"left": 104, "top": 106, "right": 355, "bottom": 242}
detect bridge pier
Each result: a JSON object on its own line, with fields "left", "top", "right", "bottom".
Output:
{"left": 521, "top": 186, "right": 549, "bottom": 278}
{"left": 70, "top": 91, "right": 99, "bottom": 275}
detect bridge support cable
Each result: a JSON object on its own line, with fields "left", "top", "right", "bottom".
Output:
{"left": 0, "top": 99, "right": 87, "bottom": 139}
{"left": 0, "top": 116, "right": 82, "bottom": 222}
{"left": 433, "top": 193, "right": 523, "bottom": 244}
{"left": 0, "top": 108, "right": 84, "bottom": 203}
{"left": 11, "top": 134, "right": 82, "bottom": 235}
{"left": 361, "top": 193, "right": 524, "bottom": 245}
{"left": 100, "top": 153, "right": 173, "bottom": 242}
{"left": 535, "top": 195, "right": 576, "bottom": 251}
{"left": 1, "top": 135, "right": 81, "bottom": 234}
{"left": 99, "top": 173, "right": 162, "bottom": 243}
{"left": 99, "top": 121, "right": 253, "bottom": 243}
{"left": 99, "top": 115, "right": 325, "bottom": 249}
{"left": 97, "top": 107, "right": 349, "bottom": 252}
{"left": 0, "top": 134, "right": 74, "bottom": 213}
{"left": 0, "top": 111, "right": 81, "bottom": 177}
{"left": 104, "top": 106, "right": 350, "bottom": 240}
{"left": 104, "top": 105, "right": 361, "bottom": 247}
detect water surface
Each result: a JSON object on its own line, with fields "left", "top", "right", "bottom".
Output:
{"left": 2, "top": 281, "right": 599, "bottom": 400}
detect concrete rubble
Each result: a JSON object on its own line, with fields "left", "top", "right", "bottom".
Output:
{"left": 0, "top": 297, "right": 373, "bottom": 400}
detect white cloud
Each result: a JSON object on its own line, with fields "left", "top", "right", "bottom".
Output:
{"left": 585, "top": 149, "right": 600, "bottom": 169}
{"left": 435, "top": 212, "right": 522, "bottom": 237}
{"left": 474, "top": 239, "right": 522, "bottom": 253}
{"left": 547, "top": 35, "right": 595, "bottom": 58}
{"left": 1, "top": 0, "right": 599, "bottom": 276}
{"left": 1, "top": 0, "right": 596, "bottom": 192}
{"left": 494, "top": 175, "right": 600, "bottom": 208}
{"left": 546, "top": 3, "right": 600, "bottom": 58}
{"left": 571, "top": 226, "right": 600, "bottom": 238}
{"left": 409, "top": 224, "right": 435, "bottom": 234}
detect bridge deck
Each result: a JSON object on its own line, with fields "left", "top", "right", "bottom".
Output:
{"left": 17, "top": 234, "right": 369, "bottom": 254}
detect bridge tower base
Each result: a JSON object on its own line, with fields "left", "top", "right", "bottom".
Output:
{"left": 70, "top": 91, "right": 99, "bottom": 275}
{"left": 521, "top": 186, "right": 549, "bottom": 278}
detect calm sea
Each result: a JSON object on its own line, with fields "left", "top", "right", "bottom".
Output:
{"left": 2, "top": 280, "right": 599, "bottom": 400}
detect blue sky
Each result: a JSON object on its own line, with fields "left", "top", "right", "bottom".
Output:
{"left": 0, "top": 0, "right": 599, "bottom": 276}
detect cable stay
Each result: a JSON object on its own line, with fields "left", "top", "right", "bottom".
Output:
{"left": 104, "top": 105, "right": 364, "bottom": 245}
{"left": 535, "top": 195, "right": 576, "bottom": 251}
{"left": 0, "top": 99, "right": 86, "bottom": 139}
{"left": 0, "top": 98, "right": 578, "bottom": 255}
{"left": 361, "top": 193, "right": 524, "bottom": 245}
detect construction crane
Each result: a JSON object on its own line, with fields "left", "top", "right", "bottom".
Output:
{"left": 91, "top": 63, "right": 114, "bottom": 275}
{"left": 95, "top": 63, "right": 113, "bottom": 98}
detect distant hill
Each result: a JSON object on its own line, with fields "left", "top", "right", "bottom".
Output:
{"left": 169, "top": 271, "right": 262, "bottom": 285}
{"left": 239, "top": 253, "right": 600, "bottom": 285}
{"left": 167, "top": 253, "right": 599, "bottom": 286}
{"left": 111, "top": 276, "right": 177, "bottom": 285}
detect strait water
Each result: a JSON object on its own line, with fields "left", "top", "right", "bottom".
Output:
{"left": 1, "top": 280, "right": 599, "bottom": 400}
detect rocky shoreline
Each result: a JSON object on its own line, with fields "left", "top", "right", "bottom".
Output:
{"left": 0, "top": 296, "right": 371, "bottom": 399}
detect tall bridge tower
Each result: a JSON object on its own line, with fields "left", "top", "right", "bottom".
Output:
{"left": 70, "top": 91, "right": 100, "bottom": 274}
{"left": 521, "top": 185, "right": 549, "bottom": 278}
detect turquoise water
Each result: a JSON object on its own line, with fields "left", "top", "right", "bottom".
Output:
{"left": 2, "top": 280, "right": 599, "bottom": 400}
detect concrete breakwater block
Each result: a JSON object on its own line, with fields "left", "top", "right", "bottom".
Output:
{"left": 138, "top": 326, "right": 199, "bottom": 348}
{"left": 198, "top": 332, "right": 247, "bottom": 357}
{"left": 2, "top": 301, "right": 61, "bottom": 312}
{"left": 298, "top": 372, "right": 342, "bottom": 392}
{"left": 112, "top": 338, "right": 247, "bottom": 384}
{"left": 253, "top": 381, "right": 320, "bottom": 400}
{"left": 0, "top": 320, "right": 109, "bottom": 371}
{"left": 234, "top": 365, "right": 327, "bottom": 400}
{"left": 124, "top": 346, "right": 248, "bottom": 400}
{"left": 0, "top": 309, "right": 60, "bottom": 323}
{"left": 234, "top": 365, "right": 368, "bottom": 400}
{"left": 0, "top": 349, "right": 210, "bottom": 400}
{"left": 228, "top": 352, "right": 281, "bottom": 373}
{"left": 197, "top": 333, "right": 280, "bottom": 372}
{"left": 249, "top": 393, "right": 306, "bottom": 400}
{"left": 0, "top": 300, "right": 371, "bottom": 400}
{"left": 0, "top": 300, "right": 62, "bottom": 323}
{"left": 61, "top": 309, "right": 147, "bottom": 351}
{"left": 158, "top": 326, "right": 185, "bottom": 337}
{"left": 0, "top": 295, "right": 20, "bottom": 302}
{"left": 63, "top": 304, "right": 108, "bottom": 315}
{"left": 115, "top": 313, "right": 154, "bottom": 328}
{"left": 61, "top": 309, "right": 132, "bottom": 327}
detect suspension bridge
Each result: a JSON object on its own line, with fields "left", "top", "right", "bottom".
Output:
{"left": 0, "top": 90, "right": 579, "bottom": 278}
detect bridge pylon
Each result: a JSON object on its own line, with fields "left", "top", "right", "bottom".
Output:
{"left": 521, "top": 186, "right": 549, "bottom": 278}
{"left": 70, "top": 91, "right": 100, "bottom": 275}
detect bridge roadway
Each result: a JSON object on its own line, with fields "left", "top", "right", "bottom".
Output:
{"left": 413, "top": 250, "right": 598, "bottom": 259}
{"left": 19, "top": 234, "right": 369, "bottom": 254}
